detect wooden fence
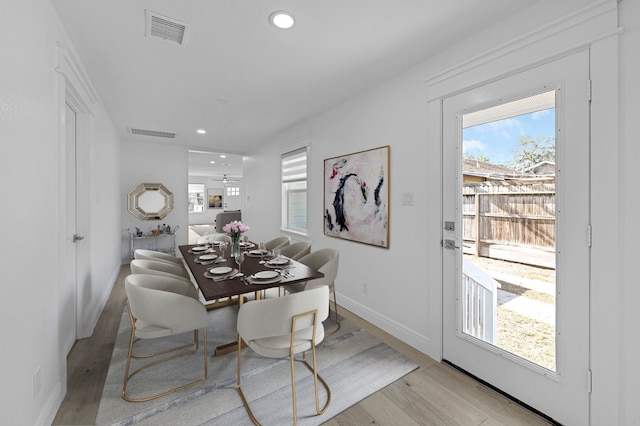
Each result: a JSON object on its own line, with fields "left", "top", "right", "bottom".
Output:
{"left": 462, "top": 180, "right": 556, "bottom": 268}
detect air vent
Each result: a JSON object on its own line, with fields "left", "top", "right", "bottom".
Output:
{"left": 128, "top": 127, "right": 177, "bottom": 139}
{"left": 145, "top": 10, "right": 190, "bottom": 46}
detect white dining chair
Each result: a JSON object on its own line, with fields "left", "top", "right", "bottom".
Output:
{"left": 264, "top": 236, "right": 290, "bottom": 251}
{"left": 236, "top": 285, "right": 331, "bottom": 425}
{"left": 288, "top": 249, "right": 340, "bottom": 334}
{"left": 134, "top": 249, "right": 183, "bottom": 266}
{"left": 130, "top": 259, "right": 191, "bottom": 281}
{"left": 279, "top": 241, "right": 311, "bottom": 261}
{"left": 123, "top": 274, "right": 208, "bottom": 402}
{"left": 196, "top": 233, "right": 232, "bottom": 244}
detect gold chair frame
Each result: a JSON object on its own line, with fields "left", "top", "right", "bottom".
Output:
{"left": 236, "top": 308, "right": 331, "bottom": 425}
{"left": 122, "top": 301, "right": 208, "bottom": 402}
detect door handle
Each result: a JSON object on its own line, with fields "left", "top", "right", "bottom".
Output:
{"left": 73, "top": 234, "right": 84, "bottom": 243}
{"left": 443, "top": 239, "right": 460, "bottom": 250}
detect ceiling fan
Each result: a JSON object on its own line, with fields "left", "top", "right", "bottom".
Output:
{"left": 212, "top": 174, "right": 241, "bottom": 184}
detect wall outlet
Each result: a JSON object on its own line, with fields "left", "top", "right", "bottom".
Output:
{"left": 362, "top": 282, "right": 368, "bottom": 295}
{"left": 33, "top": 367, "right": 41, "bottom": 398}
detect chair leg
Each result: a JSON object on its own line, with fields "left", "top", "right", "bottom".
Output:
{"left": 325, "top": 289, "right": 341, "bottom": 336}
{"left": 301, "top": 350, "right": 331, "bottom": 415}
{"left": 122, "top": 326, "right": 208, "bottom": 403}
{"left": 237, "top": 337, "right": 261, "bottom": 426}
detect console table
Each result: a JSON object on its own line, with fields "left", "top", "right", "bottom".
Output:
{"left": 128, "top": 232, "right": 176, "bottom": 259}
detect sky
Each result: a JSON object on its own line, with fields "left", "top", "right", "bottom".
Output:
{"left": 462, "top": 108, "right": 555, "bottom": 166}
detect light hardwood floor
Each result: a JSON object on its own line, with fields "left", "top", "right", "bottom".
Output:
{"left": 53, "top": 265, "right": 552, "bottom": 425}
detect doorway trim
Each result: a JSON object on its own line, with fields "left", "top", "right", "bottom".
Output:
{"left": 424, "top": 2, "right": 621, "bottom": 422}
{"left": 56, "top": 42, "right": 97, "bottom": 340}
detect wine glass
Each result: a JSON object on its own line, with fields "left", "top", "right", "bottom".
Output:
{"left": 219, "top": 241, "right": 227, "bottom": 258}
{"left": 258, "top": 242, "right": 266, "bottom": 264}
{"left": 235, "top": 251, "right": 245, "bottom": 273}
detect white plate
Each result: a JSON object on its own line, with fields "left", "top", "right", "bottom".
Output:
{"left": 192, "top": 246, "right": 208, "bottom": 252}
{"left": 210, "top": 266, "right": 232, "bottom": 275}
{"left": 239, "top": 242, "right": 252, "bottom": 247}
{"left": 253, "top": 270, "right": 280, "bottom": 280}
{"left": 210, "top": 241, "right": 223, "bottom": 245}
{"left": 268, "top": 257, "right": 289, "bottom": 265}
{"left": 249, "top": 249, "right": 268, "bottom": 255}
{"left": 199, "top": 254, "right": 218, "bottom": 261}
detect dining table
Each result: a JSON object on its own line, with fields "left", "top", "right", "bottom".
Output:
{"left": 179, "top": 242, "right": 324, "bottom": 355}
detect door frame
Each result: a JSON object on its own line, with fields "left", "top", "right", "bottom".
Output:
{"left": 440, "top": 50, "right": 591, "bottom": 424}
{"left": 56, "top": 44, "right": 96, "bottom": 341}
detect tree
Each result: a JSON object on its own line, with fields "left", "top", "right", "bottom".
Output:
{"left": 464, "top": 152, "right": 492, "bottom": 163}
{"left": 510, "top": 135, "right": 555, "bottom": 171}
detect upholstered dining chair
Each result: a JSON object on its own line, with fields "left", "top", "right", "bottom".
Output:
{"left": 130, "top": 259, "right": 191, "bottom": 281}
{"left": 279, "top": 241, "right": 311, "bottom": 261}
{"left": 123, "top": 274, "right": 208, "bottom": 402}
{"left": 196, "top": 233, "right": 232, "bottom": 244}
{"left": 134, "top": 249, "right": 183, "bottom": 266}
{"left": 287, "top": 249, "right": 340, "bottom": 334}
{"left": 264, "top": 236, "right": 290, "bottom": 251}
{"left": 236, "top": 285, "right": 331, "bottom": 425}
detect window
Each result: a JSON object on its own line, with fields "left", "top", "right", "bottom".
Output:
{"left": 226, "top": 186, "right": 240, "bottom": 197}
{"left": 188, "top": 183, "right": 205, "bottom": 213}
{"left": 282, "top": 147, "right": 307, "bottom": 232}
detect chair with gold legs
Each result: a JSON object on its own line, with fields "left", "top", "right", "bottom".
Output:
{"left": 264, "top": 236, "right": 290, "bottom": 251}
{"left": 279, "top": 241, "right": 311, "bottom": 261}
{"left": 134, "top": 248, "right": 184, "bottom": 266}
{"left": 130, "top": 258, "right": 191, "bottom": 281}
{"left": 286, "top": 249, "right": 340, "bottom": 335}
{"left": 236, "top": 285, "right": 331, "bottom": 425}
{"left": 122, "top": 274, "right": 208, "bottom": 402}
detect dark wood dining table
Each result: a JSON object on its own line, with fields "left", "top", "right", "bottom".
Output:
{"left": 179, "top": 243, "right": 324, "bottom": 354}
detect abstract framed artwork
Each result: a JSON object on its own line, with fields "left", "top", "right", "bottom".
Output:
{"left": 324, "top": 145, "right": 390, "bottom": 248}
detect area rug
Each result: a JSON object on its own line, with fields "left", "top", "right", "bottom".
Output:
{"left": 96, "top": 302, "right": 418, "bottom": 425}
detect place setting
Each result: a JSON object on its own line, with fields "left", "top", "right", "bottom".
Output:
{"left": 204, "top": 266, "right": 242, "bottom": 282}
{"left": 246, "top": 269, "right": 283, "bottom": 285}
{"left": 194, "top": 253, "right": 223, "bottom": 265}
{"left": 188, "top": 245, "right": 211, "bottom": 255}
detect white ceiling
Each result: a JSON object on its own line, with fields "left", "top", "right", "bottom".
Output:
{"left": 51, "top": 0, "right": 532, "bottom": 164}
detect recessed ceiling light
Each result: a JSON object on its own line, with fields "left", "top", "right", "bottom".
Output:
{"left": 196, "top": 129, "right": 206, "bottom": 134}
{"left": 219, "top": 154, "right": 226, "bottom": 158}
{"left": 209, "top": 161, "right": 215, "bottom": 164}
{"left": 269, "top": 11, "right": 294, "bottom": 29}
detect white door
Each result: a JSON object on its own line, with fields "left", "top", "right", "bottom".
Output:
{"left": 442, "top": 51, "right": 590, "bottom": 424}
{"left": 224, "top": 184, "right": 242, "bottom": 210}
{"left": 62, "top": 102, "right": 78, "bottom": 354}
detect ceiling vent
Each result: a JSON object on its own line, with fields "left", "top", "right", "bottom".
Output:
{"left": 128, "top": 127, "right": 177, "bottom": 139}
{"left": 145, "top": 10, "right": 190, "bottom": 46}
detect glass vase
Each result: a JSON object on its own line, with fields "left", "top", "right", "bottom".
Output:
{"left": 231, "top": 235, "right": 241, "bottom": 257}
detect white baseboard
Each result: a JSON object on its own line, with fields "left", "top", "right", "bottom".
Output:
{"left": 36, "top": 381, "right": 64, "bottom": 426}
{"left": 337, "top": 292, "right": 439, "bottom": 360}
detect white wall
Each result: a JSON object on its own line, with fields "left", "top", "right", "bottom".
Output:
{"left": 245, "top": 0, "right": 639, "bottom": 423}
{"left": 0, "top": 0, "right": 122, "bottom": 424}
{"left": 121, "top": 140, "right": 189, "bottom": 262}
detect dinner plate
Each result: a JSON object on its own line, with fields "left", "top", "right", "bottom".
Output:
{"left": 239, "top": 242, "right": 252, "bottom": 247}
{"left": 199, "top": 254, "right": 218, "bottom": 261}
{"left": 268, "top": 257, "right": 289, "bottom": 266}
{"left": 210, "top": 266, "right": 232, "bottom": 275}
{"left": 247, "top": 275, "right": 283, "bottom": 285}
{"left": 252, "top": 270, "right": 280, "bottom": 280}
{"left": 191, "top": 246, "right": 208, "bottom": 252}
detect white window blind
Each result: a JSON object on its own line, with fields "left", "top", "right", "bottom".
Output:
{"left": 281, "top": 147, "right": 308, "bottom": 232}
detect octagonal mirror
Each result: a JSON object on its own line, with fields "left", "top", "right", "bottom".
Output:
{"left": 127, "top": 183, "right": 174, "bottom": 220}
